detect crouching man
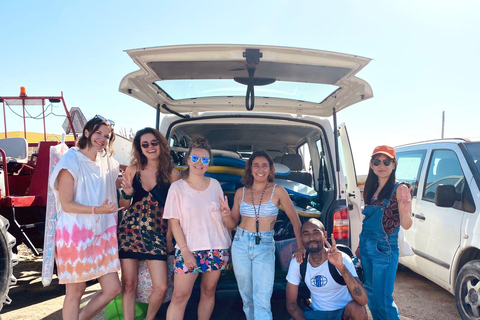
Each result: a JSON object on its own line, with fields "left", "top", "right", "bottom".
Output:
{"left": 286, "top": 218, "right": 368, "bottom": 320}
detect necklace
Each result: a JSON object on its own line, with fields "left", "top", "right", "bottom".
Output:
{"left": 186, "top": 177, "right": 207, "bottom": 193}
{"left": 250, "top": 182, "right": 269, "bottom": 245}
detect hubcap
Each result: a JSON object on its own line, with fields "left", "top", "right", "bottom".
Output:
{"left": 464, "top": 278, "right": 480, "bottom": 317}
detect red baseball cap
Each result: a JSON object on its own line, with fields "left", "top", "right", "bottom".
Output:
{"left": 371, "top": 145, "right": 396, "bottom": 159}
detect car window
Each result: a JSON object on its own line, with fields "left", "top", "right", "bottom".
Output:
{"left": 316, "top": 139, "right": 331, "bottom": 191}
{"left": 464, "top": 142, "right": 480, "bottom": 190}
{"left": 423, "top": 150, "right": 464, "bottom": 203}
{"left": 396, "top": 150, "right": 426, "bottom": 197}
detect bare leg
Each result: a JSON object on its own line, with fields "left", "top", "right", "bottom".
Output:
{"left": 63, "top": 282, "right": 87, "bottom": 320}
{"left": 120, "top": 259, "right": 139, "bottom": 320}
{"left": 166, "top": 273, "right": 198, "bottom": 320}
{"left": 144, "top": 260, "right": 168, "bottom": 320}
{"left": 197, "top": 270, "right": 221, "bottom": 320}
{"left": 79, "top": 272, "right": 122, "bottom": 320}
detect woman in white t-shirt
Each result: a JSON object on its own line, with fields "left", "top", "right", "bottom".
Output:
{"left": 163, "top": 137, "right": 236, "bottom": 320}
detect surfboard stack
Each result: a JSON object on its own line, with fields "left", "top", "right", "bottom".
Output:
{"left": 174, "top": 153, "right": 321, "bottom": 217}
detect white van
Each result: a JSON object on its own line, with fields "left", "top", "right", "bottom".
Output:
{"left": 119, "top": 44, "right": 371, "bottom": 296}
{"left": 396, "top": 138, "right": 480, "bottom": 319}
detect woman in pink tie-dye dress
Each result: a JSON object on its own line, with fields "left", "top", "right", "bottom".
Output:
{"left": 49, "top": 116, "right": 122, "bottom": 320}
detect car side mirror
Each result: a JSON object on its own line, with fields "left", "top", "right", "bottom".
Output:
{"left": 435, "top": 184, "right": 456, "bottom": 207}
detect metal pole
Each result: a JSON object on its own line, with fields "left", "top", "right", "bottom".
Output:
{"left": 2, "top": 100, "right": 7, "bottom": 138}
{"left": 441, "top": 111, "right": 445, "bottom": 139}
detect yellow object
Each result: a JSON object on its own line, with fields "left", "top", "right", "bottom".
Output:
{"left": 0, "top": 131, "right": 75, "bottom": 143}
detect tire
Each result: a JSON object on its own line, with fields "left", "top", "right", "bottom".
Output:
{"left": 455, "top": 260, "right": 480, "bottom": 319}
{"left": 0, "top": 215, "right": 17, "bottom": 312}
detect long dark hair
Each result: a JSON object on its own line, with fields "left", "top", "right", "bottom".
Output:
{"left": 241, "top": 150, "right": 275, "bottom": 188}
{"left": 182, "top": 136, "right": 212, "bottom": 179}
{"left": 77, "top": 117, "right": 115, "bottom": 156}
{"left": 363, "top": 154, "right": 397, "bottom": 205}
{"left": 131, "top": 127, "right": 173, "bottom": 185}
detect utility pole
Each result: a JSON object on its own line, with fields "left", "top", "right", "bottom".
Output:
{"left": 441, "top": 111, "right": 445, "bottom": 139}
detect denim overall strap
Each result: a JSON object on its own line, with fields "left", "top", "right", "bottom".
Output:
{"left": 361, "top": 182, "right": 400, "bottom": 239}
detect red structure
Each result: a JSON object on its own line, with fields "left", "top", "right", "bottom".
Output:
{"left": 0, "top": 89, "right": 76, "bottom": 255}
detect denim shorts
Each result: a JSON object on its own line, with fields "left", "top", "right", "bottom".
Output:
{"left": 174, "top": 248, "right": 230, "bottom": 274}
{"left": 290, "top": 306, "right": 344, "bottom": 320}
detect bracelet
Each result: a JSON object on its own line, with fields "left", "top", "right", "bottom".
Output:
{"left": 92, "top": 206, "right": 97, "bottom": 215}
{"left": 180, "top": 246, "right": 189, "bottom": 252}
{"left": 121, "top": 189, "right": 135, "bottom": 200}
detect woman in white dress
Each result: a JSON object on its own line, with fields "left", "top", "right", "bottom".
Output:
{"left": 50, "top": 115, "right": 122, "bottom": 320}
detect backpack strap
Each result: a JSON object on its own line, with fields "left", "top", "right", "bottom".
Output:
{"left": 300, "top": 254, "right": 346, "bottom": 286}
{"left": 300, "top": 255, "right": 308, "bottom": 285}
{"left": 328, "top": 261, "right": 346, "bottom": 286}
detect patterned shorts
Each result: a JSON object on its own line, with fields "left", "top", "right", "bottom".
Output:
{"left": 174, "top": 248, "right": 230, "bottom": 274}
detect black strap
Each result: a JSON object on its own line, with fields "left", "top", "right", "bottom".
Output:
{"left": 300, "top": 255, "right": 346, "bottom": 287}
{"left": 328, "top": 261, "right": 346, "bottom": 286}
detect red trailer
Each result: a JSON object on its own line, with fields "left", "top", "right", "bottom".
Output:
{"left": 0, "top": 88, "right": 77, "bottom": 311}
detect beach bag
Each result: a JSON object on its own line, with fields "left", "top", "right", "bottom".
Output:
{"left": 104, "top": 294, "right": 148, "bottom": 320}
{"left": 42, "top": 140, "right": 69, "bottom": 286}
{"left": 398, "top": 226, "right": 414, "bottom": 257}
{"left": 136, "top": 255, "right": 175, "bottom": 303}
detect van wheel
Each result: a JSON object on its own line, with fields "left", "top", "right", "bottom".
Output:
{"left": 456, "top": 260, "right": 480, "bottom": 319}
{"left": 0, "top": 216, "right": 17, "bottom": 312}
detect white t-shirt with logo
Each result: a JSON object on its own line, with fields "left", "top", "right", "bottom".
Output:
{"left": 286, "top": 249, "right": 357, "bottom": 311}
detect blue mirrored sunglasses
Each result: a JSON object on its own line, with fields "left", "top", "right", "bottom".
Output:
{"left": 94, "top": 114, "right": 115, "bottom": 126}
{"left": 190, "top": 155, "right": 210, "bottom": 165}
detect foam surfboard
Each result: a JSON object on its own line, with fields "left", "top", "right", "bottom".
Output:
{"left": 274, "top": 178, "right": 318, "bottom": 199}
{"left": 279, "top": 204, "right": 321, "bottom": 217}
{"left": 175, "top": 163, "right": 290, "bottom": 176}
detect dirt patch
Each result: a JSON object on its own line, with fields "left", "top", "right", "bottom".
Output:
{"left": 0, "top": 245, "right": 460, "bottom": 320}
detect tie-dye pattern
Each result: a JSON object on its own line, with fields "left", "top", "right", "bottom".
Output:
{"left": 55, "top": 224, "right": 120, "bottom": 283}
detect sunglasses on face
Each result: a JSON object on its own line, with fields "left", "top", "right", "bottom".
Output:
{"left": 141, "top": 140, "right": 159, "bottom": 148}
{"left": 371, "top": 158, "right": 395, "bottom": 166}
{"left": 189, "top": 155, "right": 211, "bottom": 165}
{"left": 94, "top": 114, "right": 115, "bottom": 126}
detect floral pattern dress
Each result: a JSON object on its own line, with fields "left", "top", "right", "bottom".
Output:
{"left": 118, "top": 173, "right": 170, "bottom": 260}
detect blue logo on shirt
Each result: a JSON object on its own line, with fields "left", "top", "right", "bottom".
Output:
{"left": 310, "top": 275, "right": 328, "bottom": 287}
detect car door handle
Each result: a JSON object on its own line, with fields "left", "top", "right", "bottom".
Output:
{"left": 414, "top": 213, "right": 425, "bottom": 221}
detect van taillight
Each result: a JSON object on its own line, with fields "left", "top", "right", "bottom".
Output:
{"left": 333, "top": 208, "right": 349, "bottom": 240}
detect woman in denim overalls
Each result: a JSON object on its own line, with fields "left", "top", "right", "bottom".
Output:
{"left": 358, "top": 145, "right": 412, "bottom": 320}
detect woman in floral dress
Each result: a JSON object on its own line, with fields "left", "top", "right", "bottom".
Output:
{"left": 118, "top": 127, "right": 180, "bottom": 320}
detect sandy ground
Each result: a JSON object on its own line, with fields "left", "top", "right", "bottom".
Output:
{"left": 0, "top": 244, "right": 459, "bottom": 320}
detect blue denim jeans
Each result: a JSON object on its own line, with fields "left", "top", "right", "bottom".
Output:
{"left": 232, "top": 227, "right": 275, "bottom": 320}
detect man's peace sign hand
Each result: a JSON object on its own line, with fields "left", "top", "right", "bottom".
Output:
{"left": 325, "top": 233, "right": 344, "bottom": 269}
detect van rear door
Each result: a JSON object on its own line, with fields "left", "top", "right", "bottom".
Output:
{"left": 337, "top": 123, "right": 362, "bottom": 251}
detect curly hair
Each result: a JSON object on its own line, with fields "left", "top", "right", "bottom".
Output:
{"left": 131, "top": 127, "right": 173, "bottom": 185}
{"left": 241, "top": 150, "right": 275, "bottom": 188}
{"left": 182, "top": 136, "right": 212, "bottom": 179}
{"left": 77, "top": 117, "right": 115, "bottom": 156}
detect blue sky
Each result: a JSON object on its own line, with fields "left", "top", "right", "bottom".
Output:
{"left": 1, "top": 0, "right": 479, "bottom": 174}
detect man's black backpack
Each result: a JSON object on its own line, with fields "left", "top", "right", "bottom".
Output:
{"left": 297, "top": 244, "right": 363, "bottom": 299}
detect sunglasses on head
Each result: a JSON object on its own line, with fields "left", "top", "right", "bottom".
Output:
{"left": 189, "top": 155, "right": 210, "bottom": 165}
{"left": 371, "top": 158, "right": 395, "bottom": 166}
{"left": 141, "top": 140, "right": 159, "bottom": 148}
{"left": 94, "top": 115, "right": 115, "bottom": 126}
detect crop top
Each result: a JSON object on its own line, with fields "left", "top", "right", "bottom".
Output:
{"left": 240, "top": 184, "right": 279, "bottom": 218}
